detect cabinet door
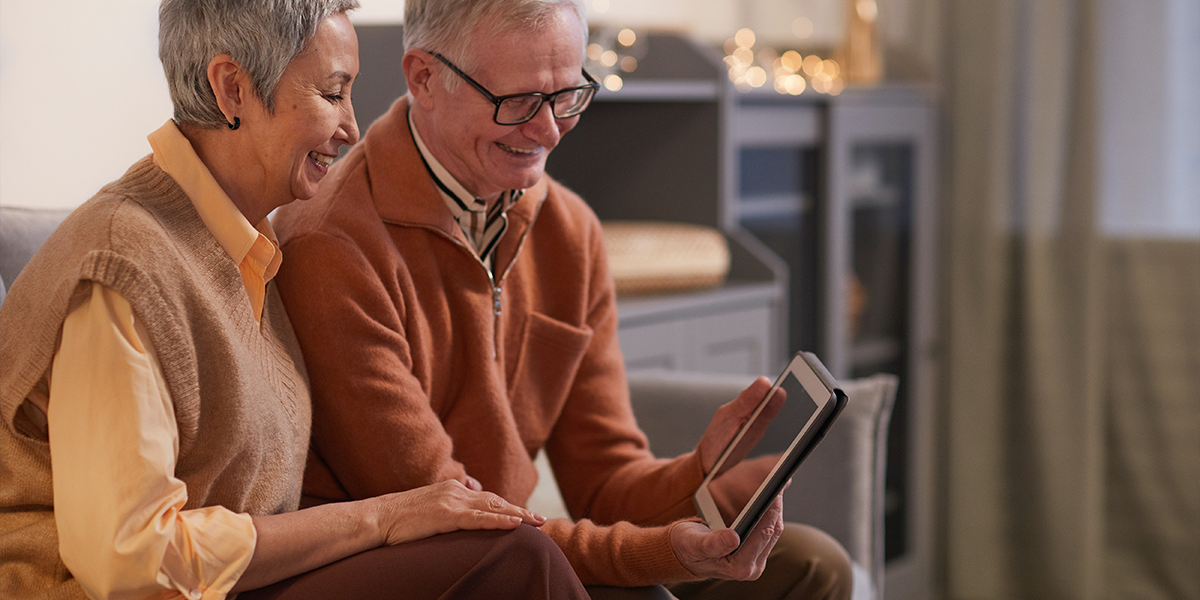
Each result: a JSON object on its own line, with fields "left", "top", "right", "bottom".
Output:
{"left": 828, "top": 95, "right": 937, "bottom": 600}
{"left": 618, "top": 304, "right": 774, "bottom": 376}
{"left": 685, "top": 306, "right": 773, "bottom": 376}
{"left": 618, "top": 319, "right": 688, "bottom": 371}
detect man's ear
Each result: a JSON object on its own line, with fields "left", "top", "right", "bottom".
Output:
{"left": 207, "top": 54, "right": 247, "bottom": 125}
{"left": 402, "top": 49, "right": 438, "bottom": 109}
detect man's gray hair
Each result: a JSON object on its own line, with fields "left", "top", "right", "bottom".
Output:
{"left": 403, "top": 0, "right": 587, "bottom": 92}
{"left": 160, "top": 0, "right": 360, "bottom": 129}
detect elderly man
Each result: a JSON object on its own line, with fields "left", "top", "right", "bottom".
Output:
{"left": 273, "top": 0, "right": 852, "bottom": 597}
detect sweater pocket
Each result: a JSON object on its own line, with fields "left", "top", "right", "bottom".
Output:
{"left": 508, "top": 312, "right": 593, "bottom": 451}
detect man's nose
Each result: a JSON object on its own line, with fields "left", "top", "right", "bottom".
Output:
{"left": 518, "top": 101, "right": 562, "bottom": 148}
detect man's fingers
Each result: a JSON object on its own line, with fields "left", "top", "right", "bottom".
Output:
{"left": 731, "top": 376, "right": 772, "bottom": 412}
{"left": 739, "top": 497, "right": 785, "bottom": 562}
{"left": 702, "top": 527, "right": 740, "bottom": 558}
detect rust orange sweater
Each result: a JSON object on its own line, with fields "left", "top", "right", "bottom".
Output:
{"left": 273, "top": 98, "right": 705, "bottom": 586}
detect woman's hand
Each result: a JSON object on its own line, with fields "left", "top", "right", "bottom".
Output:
{"left": 371, "top": 480, "right": 547, "bottom": 546}
{"left": 234, "top": 480, "right": 544, "bottom": 591}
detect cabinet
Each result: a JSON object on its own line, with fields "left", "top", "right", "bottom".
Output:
{"left": 730, "top": 85, "right": 937, "bottom": 600}
{"left": 825, "top": 91, "right": 938, "bottom": 600}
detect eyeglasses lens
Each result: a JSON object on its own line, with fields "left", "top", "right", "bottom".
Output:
{"left": 554, "top": 88, "right": 594, "bottom": 118}
{"left": 495, "top": 87, "right": 595, "bottom": 125}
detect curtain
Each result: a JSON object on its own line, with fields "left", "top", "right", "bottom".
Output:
{"left": 940, "top": 1, "right": 1200, "bottom": 599}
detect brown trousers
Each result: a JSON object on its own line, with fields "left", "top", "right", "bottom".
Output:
{"left": 586, "top": 523, "right": 853, "bottom": 600}
{"left": 239, "top": 524, "right": 588, "bottom": 600}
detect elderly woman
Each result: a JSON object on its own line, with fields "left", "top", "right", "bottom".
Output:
{"left": 0, "top": 1, "right": 588, "bottom": 599}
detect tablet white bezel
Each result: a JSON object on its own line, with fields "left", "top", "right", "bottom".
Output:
{"left": 693, "top": 352, "right": 839, "bottom": 535}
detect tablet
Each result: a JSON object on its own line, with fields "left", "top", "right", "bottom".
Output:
{"left": 693, "top": 351, "right": 847, "bottom": 545}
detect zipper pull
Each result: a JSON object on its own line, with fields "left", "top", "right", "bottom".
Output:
{"left": 492, "top": 285, "right": 502, "bottom": 361}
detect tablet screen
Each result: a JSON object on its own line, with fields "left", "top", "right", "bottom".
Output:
{"left": 707, "top": 371, "right": 820, "bottom": 525}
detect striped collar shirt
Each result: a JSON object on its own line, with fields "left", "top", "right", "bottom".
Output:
{"left": 408, "top": 108, "right": 523, "bottom": 275}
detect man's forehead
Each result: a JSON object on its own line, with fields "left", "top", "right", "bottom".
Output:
{"left": 457, "top": 19, "right": 582, "bottom": 80}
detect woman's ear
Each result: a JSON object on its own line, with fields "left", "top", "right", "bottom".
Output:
{"left": 402, "top": 49, "right": 438, "bottom": 109}
{"left": 207, "top": 54, "right": 247, "bottom": 126}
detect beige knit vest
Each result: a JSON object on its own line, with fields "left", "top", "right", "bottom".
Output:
{"left": 0, "top": 156, "right": 311, "bottom": 599}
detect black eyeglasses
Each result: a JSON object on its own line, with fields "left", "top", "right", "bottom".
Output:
{"left": 425, "top": 50, "right": 599, "bottom": 126}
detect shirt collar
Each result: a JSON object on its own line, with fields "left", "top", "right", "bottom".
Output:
{"left": 407, "top": 108, "right": 524, "bottom": 217}
{"left": 147, "top": 120, "right": 281, "bottom": 283}
{"left": 408, "top": 109, "right": 484, "bottom": 214}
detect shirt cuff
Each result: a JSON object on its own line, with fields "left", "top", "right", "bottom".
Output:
{"left": 160, "top": 507, "right": 257, "bottom": 599}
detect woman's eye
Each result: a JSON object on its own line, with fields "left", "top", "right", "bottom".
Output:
{"left": 325, "top": 93, "right": 344, "bottom": 103}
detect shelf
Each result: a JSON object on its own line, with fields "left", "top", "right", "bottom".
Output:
{"left": 594, "top": 79, "right": 719, "bottom": 102}
{"left": 738, "top": 194, "right": 811, "bottom": 219}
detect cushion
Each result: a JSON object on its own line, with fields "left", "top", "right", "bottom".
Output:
{"left": 0, "top": 206, "right": 74, "bottom": 295}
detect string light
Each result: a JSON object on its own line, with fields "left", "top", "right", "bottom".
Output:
{"left": 722, "top": 42, "right": 845, "bottom": 96}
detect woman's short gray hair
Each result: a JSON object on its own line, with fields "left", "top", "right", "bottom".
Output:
{"left": 160, "top": 0, "right": 360, "bottom": 129}
{"left": 403, "top": 0, "right": 587, "bottom": 92}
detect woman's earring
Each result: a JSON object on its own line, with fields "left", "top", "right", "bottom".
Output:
{"left": 227, "top": 116, "right": 240, "bottom": 131}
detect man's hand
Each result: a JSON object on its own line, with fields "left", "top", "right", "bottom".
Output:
{"left": 696, "top": 376, "right": 774, "bottom": 475}
{"left": 670, "top": 495, "right": 785, "bottom": 580}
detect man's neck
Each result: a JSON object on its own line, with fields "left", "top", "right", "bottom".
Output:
{"left": 408, "top": 104, "right": 504, "bottom": 206}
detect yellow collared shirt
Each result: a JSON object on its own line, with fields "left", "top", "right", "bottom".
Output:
{"left": 42, "top": 120, "right": 279, "bottom": 599}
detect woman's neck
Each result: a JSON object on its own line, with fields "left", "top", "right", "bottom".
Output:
{"left": 178, "top": 122, "right": 276, "bottom": 225}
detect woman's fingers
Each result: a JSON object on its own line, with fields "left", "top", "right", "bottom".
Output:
{"left": 469, "top": 489, "right": 546, "bottom": 526}
{"left": 377, "top": 480, "right": 547, "bottom": 545}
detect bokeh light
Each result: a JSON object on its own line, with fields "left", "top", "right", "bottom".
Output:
{"left": 745, "top": 66, "right": 767, "bottom": 88}
{"left": 821, "top": 59, "right": 840, "bottom": 79}
{"left": 802, "top": 54, "right": 824, "bottom": 77}
{"left": 856, "top": 0, "right": 878, "bottom": 22}
{"left": 792, "top": 17, "right": 814, "bottom": 39}
{"left": 734, "top": 28, "right": 756, "bottom": 49}
{"left": 781, "top": 50, "right": 803, "bottom": 73}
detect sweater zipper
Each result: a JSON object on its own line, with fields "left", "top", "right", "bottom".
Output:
{"left": 491, "top": 284, "right": 503, "bottom": 360}
{"left": 390, "top": 197, "right": 546, "bottom": 362}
